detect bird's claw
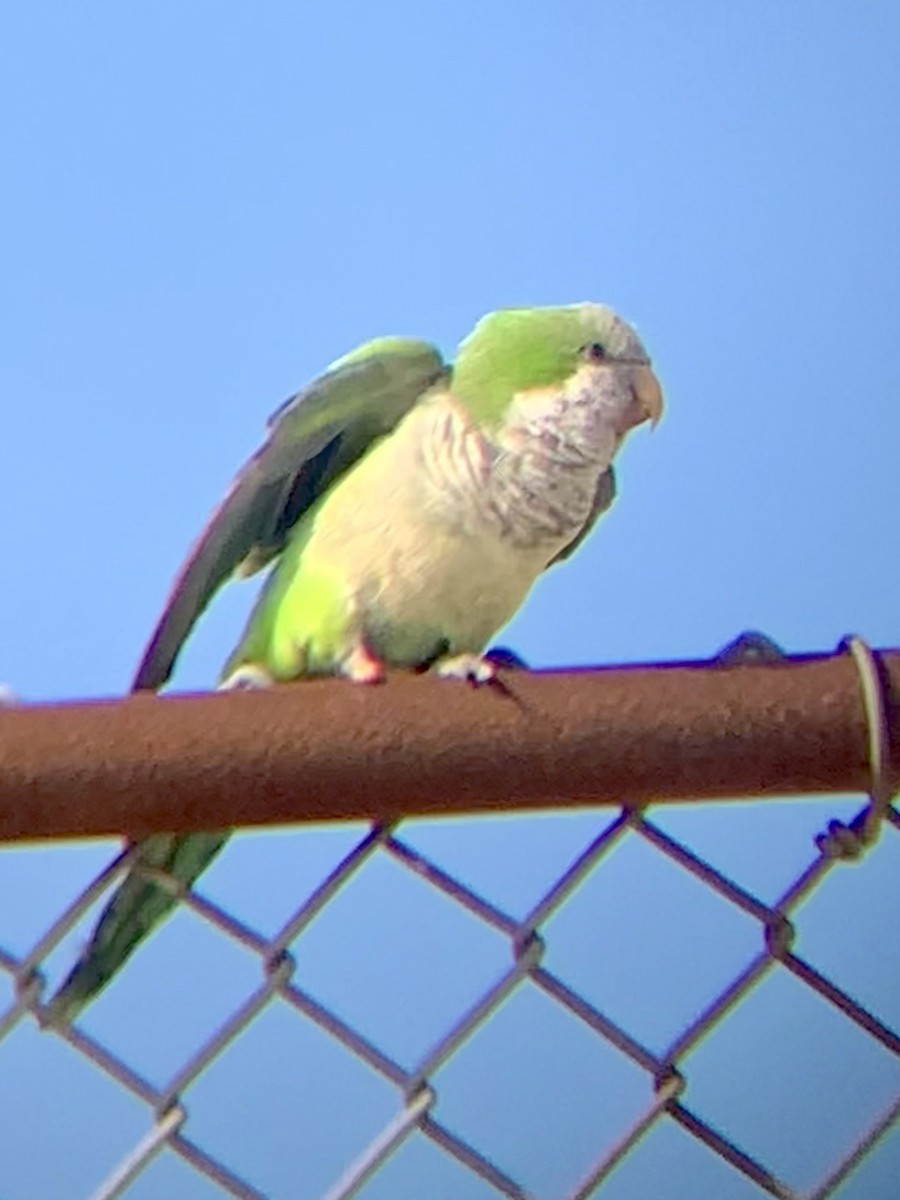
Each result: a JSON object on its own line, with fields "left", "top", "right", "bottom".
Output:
{"left": 432, "top": 653, "right": 497, "bottom": 685}
{"left": 341, "top": 642, "right": 387, "bottom": 684}
{"left": 218, "top": 664, "right": 275, "bottom": 690}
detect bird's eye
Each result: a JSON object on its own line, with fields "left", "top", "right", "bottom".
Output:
{"left": 582, "top": 342, "right": 607, "bottom": 362}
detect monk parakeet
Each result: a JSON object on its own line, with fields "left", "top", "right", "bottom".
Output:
{"left": 45, "top": 303, "right": 663, "bottom": 1025}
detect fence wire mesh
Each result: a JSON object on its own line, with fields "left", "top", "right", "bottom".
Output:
{"left": 1, "top": 650, "right": 898, "bottom": 1200}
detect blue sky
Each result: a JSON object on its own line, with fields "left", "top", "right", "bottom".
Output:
{"left": 0, "top": 2, "right": 898, "bottom": 1198}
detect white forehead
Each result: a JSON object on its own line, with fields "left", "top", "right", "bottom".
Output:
{"left": 577, "top": 303, "right": 649, "bottom": 361}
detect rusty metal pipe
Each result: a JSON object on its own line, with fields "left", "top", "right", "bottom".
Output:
{"left": 0, "top": 648, "right": 897, "bottom": 843}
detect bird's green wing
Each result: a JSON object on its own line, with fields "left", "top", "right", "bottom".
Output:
{"left": 45, "top": 338, "right": 446, "bottom": 1026}
{"left": 133, "top": 339, "right": 447, "bottom": 691}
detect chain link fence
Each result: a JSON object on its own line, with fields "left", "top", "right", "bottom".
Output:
{"left": 1, "top": 642, "right": 898, "bottom": 1199}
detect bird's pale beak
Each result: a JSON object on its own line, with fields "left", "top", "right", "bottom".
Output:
{"left": 619, "top": 364, "right": 667, "bottom": 441}
{"left": 631, "top": 363, "right": 664, "bottom": 429}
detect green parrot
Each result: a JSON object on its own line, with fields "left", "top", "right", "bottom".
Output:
{"left": 45, "top": 303, "right": 663, "bottom": 1025}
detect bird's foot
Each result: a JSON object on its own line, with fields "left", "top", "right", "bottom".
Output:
{"left": 431, "top": 653, "right": 497, "bottom": 685}
{"left": 341, "top": 642, "right": 386, "bottom": 684}
{"left": 218, "top": 664, "right": 275, "bottom": 690}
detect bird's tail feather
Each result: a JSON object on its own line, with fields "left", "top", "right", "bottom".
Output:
{"left": 44, "top": 831, "right": 229, "bottom": 1027}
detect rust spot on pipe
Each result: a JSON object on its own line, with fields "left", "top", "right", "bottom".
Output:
{"left": 0, "top": 648, "right": 897, "bottom": 842}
